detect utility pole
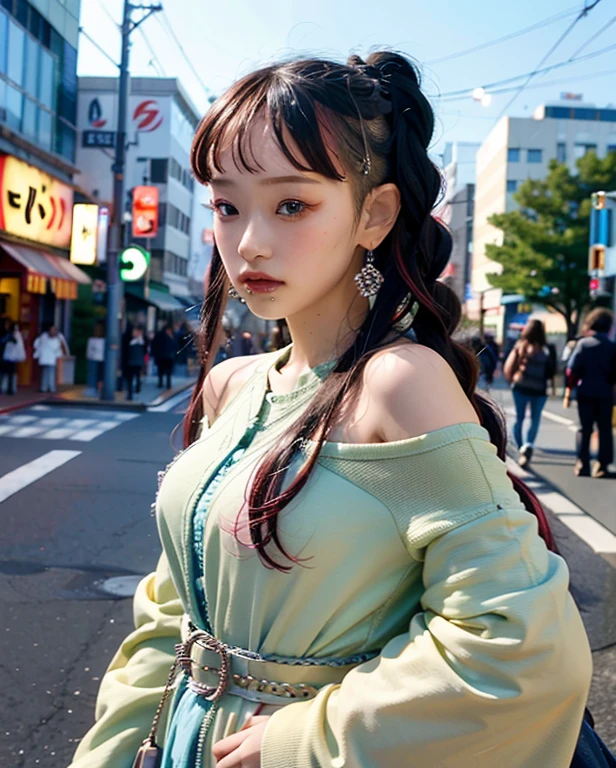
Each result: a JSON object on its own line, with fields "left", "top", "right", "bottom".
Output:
{"left": 102, "top": 1, "right": 163, "bottom": 400}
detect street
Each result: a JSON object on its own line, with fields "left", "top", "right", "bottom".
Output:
{"left": 0, "top": 392, "right": 614, "bottom": 766}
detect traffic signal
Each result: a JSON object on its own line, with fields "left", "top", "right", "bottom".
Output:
{"left": 588, "top": 244, "right": 605, "bottom": 273}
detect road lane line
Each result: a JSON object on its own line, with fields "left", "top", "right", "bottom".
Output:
{"left": 149, "top": 390, "right": 192, "bottom": 413}
{"left": 542, "top": 410, "right": 575, "bottom": 426}
{"left": 0, "top": 450, "right": 81, "bottom": 504}
{"left": 507, "top": 458, "right": 616, "bottom": 555}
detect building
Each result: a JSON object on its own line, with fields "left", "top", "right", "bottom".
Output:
{"left": 439, "top": 142, "right": 479, "bottom": 303}
{"left": 75, "top": 76, "right": 207, "bottom": 329}
{"left": 0, "top": 0, "right": 90, "bottom": 388}
{"left": 471, "top": 99, "right": 616, "bottom": 339}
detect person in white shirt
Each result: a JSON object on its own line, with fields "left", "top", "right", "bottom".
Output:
{"left": 86, "top": 322, "right": 106, "bottom": 392}
{"left": 33, "top": 325, "right": 64, "bottom": 393}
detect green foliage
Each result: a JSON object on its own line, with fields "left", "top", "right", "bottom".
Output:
{"left": 486, "top": 151, "right": 616, "bottom": 339}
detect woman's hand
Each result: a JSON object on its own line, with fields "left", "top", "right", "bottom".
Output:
{"left": 212, "top": 715, "right": 271, "bottom": 768}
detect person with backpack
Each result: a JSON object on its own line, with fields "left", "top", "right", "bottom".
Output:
{"left": 504, "top": 319, "right": 555, "bottom": 468}
{"left": 564, "top": 308, "right": 616, "bottom": 478}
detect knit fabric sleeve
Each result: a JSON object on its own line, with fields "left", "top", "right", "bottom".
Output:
{"left": 261, "top": 426, "right": 592, "bottom": 768}
{"left": 69, "top": 552, "right": 183, "bottom": 768}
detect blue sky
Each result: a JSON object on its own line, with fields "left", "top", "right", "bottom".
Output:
{"left": 78, "top": 0, "right": 616, "bottom": 160}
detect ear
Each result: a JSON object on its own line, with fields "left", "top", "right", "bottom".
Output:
{"left": 358, "top": 183, "right": 401, "bottom": 249}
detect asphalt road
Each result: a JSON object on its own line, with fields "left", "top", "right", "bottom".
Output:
{"left": 0, "top": 397, "right": 614, "bottom": 767}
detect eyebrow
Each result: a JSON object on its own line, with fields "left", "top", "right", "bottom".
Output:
{"left": 209, "top": 175, "right": 321, "bottom": 187}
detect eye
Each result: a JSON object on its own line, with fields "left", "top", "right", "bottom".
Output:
{"left": 207, "top": 200, "right": 238, "bottom": 218}
{"left": 278, "top": 200, "right": 307, "bottom": 217}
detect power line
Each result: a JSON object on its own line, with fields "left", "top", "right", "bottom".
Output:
{"left": 156, "top": 12, "right": 212, "bottom": 100}
{"left": 425, "top": 6, "right": 581, "bottom": 66}
{"left": 79, "top": 27, "right": 119, "bottom": 68}
{"left": 438, "top": 41, "right": 616, "bottom": 101}
{"left": 139, "top": 26, "right": 167, "bottom": 76}
{"left": 567, "top": 14, "right": 616, "bottom": 58}
{"left": 493, "top": 0, "right": 604, "bottom": 121}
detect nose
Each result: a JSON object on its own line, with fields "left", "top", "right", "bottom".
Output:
{"left": 237, "top": 217, "right": 273, "bottom": 263}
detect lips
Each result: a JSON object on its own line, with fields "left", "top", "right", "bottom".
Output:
{"left": 239, "top": 273, "right": 284, "bottom": 294}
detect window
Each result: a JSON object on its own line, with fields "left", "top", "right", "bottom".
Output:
{"left": 0, "top": 11, "right": 8, "bottom": 74}
{"left": 508, "top": 147, "right": 520, "bottom": 162}
{"left": 574, "top": 143, "right": 597, "bottom": 160}
{"left": 7, "top": 19, "right": 24, "bottom": 86}
{"left": 55, "top": 118, "right": 75, "bottom": 161}
{"left": 38, "top": 107, "right": 51, "bottom": 150}
{"left": 38, "top": 48, "right": 54, "bottom": 109}
{"left": 5, "top": 84, "right": 22, "bottom": 130}
{"left": 527, "top": 149, "right": 542, "bottom": 163}
{"left": 23, "top": 32, "right": 39, "bottom": 96}
{"left": 150, "top": 158, "right": 168, "bottom": 183}
{"left": 557, "top": 142, "right": 566, "bottom": 163}
{"left": 507, "top": 180, "right": 518, "bottom": 193}
{"left": 22, "top": 95, "right": 37, "bottom": 139}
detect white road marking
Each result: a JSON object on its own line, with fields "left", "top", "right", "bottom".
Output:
{"left": 0, "top": 410, "right": 139, "bottom": 442}
{"left": 507, "top": 458, "right": 616, "bottom": 555}
{"left": 149, "top": 389, "right": 192, "bottom": 413}
{"left": 542, "top": 410, "right": 576, "bottom": 427}
{"left": 0, "top": 450, "right": 81, "bottom": 504}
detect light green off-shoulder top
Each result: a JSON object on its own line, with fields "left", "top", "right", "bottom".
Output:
{"left": 70, "top": 344, "right": 592, "bottom": 768}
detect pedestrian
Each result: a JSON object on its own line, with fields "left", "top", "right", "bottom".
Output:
{"left": 72, "top": 52, "right": 596, "bottom": 768}
{"left": 86, "top": 322, "right": 105, "bottom": 394}
{"left": 564, "top": 308, "right": 616, "bottom": 478}
{"left": 504, "top": 319, "right": 555, "bottom": 468}
{"left": 1, "top": 321, "right": 26, "bottom": 394}
{"left": 33, "top": 324, "right": 63, "bottom": 393}
{"left": 125, "top": 325, "right": 145, "bottom": 401}
{"left": 174, "top": 321, "right": 192, "bottom": 377}
{"left": 151, "top": 324, "right": 178, "bottom": 389}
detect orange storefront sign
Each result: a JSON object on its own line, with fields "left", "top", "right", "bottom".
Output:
{"left": 132, "top": 185, "right": 159, "bottom": 238}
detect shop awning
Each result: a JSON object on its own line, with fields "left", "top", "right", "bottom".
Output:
{"left": 146, "top": 287, "right": 186, "bottom": 312}
{"left": 0, "top": 241, "right": 91, "bottom": 298}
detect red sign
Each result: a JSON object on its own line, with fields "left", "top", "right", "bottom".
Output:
{"left": 589, "top": 277, "right": 600, "bottom": 292}
{"left": 133, "top": 100, "right": 163, "bottom": 132}
{"left": 132, "top": 186, "right": 159, "bottom": 238}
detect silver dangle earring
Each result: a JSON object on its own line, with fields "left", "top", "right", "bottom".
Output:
{"left": 354, "top": 249, "right": 384, "bottom": 298}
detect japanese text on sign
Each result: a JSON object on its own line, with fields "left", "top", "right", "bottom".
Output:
{"left": 0, "top": 154, "right": 74, "bottom": 248}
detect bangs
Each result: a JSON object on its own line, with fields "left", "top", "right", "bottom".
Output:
{"left": 191, "top": 64, "right": 362, "bottom": 186}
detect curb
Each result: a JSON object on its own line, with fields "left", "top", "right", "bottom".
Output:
{"left": 0, "top": 380, "right": 196, "bottom": 415}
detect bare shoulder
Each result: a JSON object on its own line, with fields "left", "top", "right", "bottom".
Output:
{"left": 202, "top": 352, "right": 272, "bottom": 425}
{"left": 364, "top": 340, "right": 479, "bottom": 443}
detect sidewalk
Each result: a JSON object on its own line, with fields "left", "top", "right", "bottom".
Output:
{"left": 0, "top": 373, "right": 197, "bottom": 414}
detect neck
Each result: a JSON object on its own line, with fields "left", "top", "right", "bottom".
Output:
{"left": 283, "top": 279, "right": 369, "bottom": 375}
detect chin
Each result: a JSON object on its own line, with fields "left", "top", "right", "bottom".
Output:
{"left": 245, "top": 299, "right": 285, "bottom": 322}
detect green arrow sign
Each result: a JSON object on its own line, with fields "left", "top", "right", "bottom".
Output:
{"left": 119, "top": 245, "right": 150, "bottom": 282}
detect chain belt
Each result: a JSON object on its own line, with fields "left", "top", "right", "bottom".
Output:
{"left": 176, "top": 619, "right": 378, "bottom": 705}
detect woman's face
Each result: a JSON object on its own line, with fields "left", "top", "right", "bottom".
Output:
{"left": 208, "top": 117, "right": 362, "bottom": 320}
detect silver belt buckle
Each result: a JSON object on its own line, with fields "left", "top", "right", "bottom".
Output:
{"left": 175, "top": 630, "right": 230, "bottom": 703}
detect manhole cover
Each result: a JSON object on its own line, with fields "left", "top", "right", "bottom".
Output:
{"left": 97, "top": 575, "right": 143, "bottom": 598}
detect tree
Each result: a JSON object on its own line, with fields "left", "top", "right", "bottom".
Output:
{"left": 485, "top": 151, "right": 616, "bottom": 339}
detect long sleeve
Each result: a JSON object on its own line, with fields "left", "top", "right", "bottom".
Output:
{"left": 70, "top": 552, "right": 183, "bottom": 768}
{"left": 261, "top": 433, "right": 592, "bottom": 768}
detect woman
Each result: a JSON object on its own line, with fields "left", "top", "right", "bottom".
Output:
{"left": 504, "top": 318, "right": 555, "bottom": 468}
{"left": 71, "top": 53, "right": 592, "bottom": 768}
{"left": 1, "top": 321, "right": 26, "bottom": 394}
{"left": 33, "top": 324, "right": 64, "bottom": 393}
{"left": 564, "top": 308, "right": 616, "bottom": 478}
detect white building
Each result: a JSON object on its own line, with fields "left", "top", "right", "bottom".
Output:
{"left": 75, "top": 76, "right": 206, "bottom": 304}
{"left": 471, "top": 100, "right": 616, "bottom": 337}
{"left": 439, "top": 142, "right": 480, "bottom": 302}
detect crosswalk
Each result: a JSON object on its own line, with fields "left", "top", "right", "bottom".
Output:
{"left": 0, "top": 405, "right": 139, "bottom": 442}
